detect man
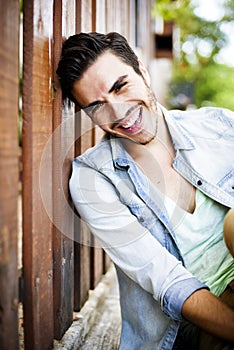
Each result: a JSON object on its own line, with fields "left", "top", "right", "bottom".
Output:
{"left": 56, "top": 32, "right": 234, "bottom": 349}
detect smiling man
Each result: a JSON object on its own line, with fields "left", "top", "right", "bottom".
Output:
{"left": 56, "top": 32, "right": 234, "bottom": 350}
{"left": 71, "top": 51, "right": 158, "bottom": 145}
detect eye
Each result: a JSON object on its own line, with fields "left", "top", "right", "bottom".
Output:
{"left": 114, "top": 81, "right": 127, "bottom": 93}
{"left": 86, "top": 102, "right": 105, "bottom": 119}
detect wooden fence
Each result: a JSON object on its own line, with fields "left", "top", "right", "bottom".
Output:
{"left": 0, "top": 0, "right": 153, "bottom": 349}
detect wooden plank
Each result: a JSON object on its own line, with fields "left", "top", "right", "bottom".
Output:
{"left": 73, "top": 1, "right": 93, "bottom": 310}
{"left": 106, "top": 0, "right": 116, "bottom": 32}
{"left": 74, "top": 217, "right": 92, "bottom": 310}
{"left": 22, "top": 0, "right": 54, "bottom": 348}
{"left": 92, "top": 0, "right": 96, "bottom": 31}
{"left": 95, "top": 0, "right": 106, "bottom": 33}
{"left": 0, "top": 1, "right": 20, "bottom": 349}
{"left": 120, "top": 0, "right": 129, "bottom": 37}
{"left": 115, "top": 0, "right": 123, "bottom": 34}
{"left": 81, "top": 0, "right": 92, "bottom": 32}
{"left": 52, "top": 0, "right": 75, "bottom": 340}
{"left": 76, "top": 0, "right": 82, "bottom": 33}
{"left": 136, "top": 0, "right": 153, "bottom": 64}
{"left": 87, "top": 0, "right": 105, "bottom": 290}
{"left": 129, "top": 0, "right": 137, "bottom": 48}
{"left": 74, "top": 112, "right": 93, "bottom": 309}
{"left": 90, "top": 244, "right": 104, "bottom": 289}
{"left": 78, "top": 115, "right": 105, "bottom": 291}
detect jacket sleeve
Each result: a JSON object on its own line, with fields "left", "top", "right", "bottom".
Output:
{"left": 69, "top": 159, "right": 208, "bottom": 321}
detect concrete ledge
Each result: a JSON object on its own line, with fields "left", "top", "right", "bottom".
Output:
{"left": 54, "top": 265, "right": 121, "bottom": 350}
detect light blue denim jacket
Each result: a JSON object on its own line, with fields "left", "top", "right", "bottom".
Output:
{"left": 70, "top": 106, "right": 234, "bottom": 350}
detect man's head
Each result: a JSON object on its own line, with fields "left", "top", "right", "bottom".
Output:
{"left": 57, "top": 31, "right": 159, "bottom": 145}
{"left": 56, "top": 32, "right": 143, "bottom": 105}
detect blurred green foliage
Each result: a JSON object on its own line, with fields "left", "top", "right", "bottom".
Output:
{"left": 195, "top": 63, "right": 234, "bottom": 110}
{"left": 152, "top": 0, "right": 234, "bottom": 110}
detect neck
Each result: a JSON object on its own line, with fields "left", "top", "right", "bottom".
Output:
{"left": 152, "top": 108, "right": 175, "bottom": 155}
{"left": 123, "top": 107, "right": 175, "bottom": 161}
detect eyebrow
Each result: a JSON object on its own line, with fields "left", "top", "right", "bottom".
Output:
{"left": 83, "top": 74, "right": 128, "bottom": 109}
{"left": 108, "top": 74, "right": 128, "bottom": 93}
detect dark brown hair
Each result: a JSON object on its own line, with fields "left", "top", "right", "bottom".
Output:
{"left": 56, "top": 32, "right": 142, "bottom": 105}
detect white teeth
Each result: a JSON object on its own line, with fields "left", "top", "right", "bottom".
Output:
{"left": 121, "top": 112, "right": 139, "bottom": 128}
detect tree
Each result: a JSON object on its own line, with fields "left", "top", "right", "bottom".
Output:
{"left": 195, "top": 63, "right": 234, "bottom": 110}
{"left": 223, "top": 0, "right": 234, "bottom": 20}
{"left": 153, "top": 0, "right": 234, "bottom": 110}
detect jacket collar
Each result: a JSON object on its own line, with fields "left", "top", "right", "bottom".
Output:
{"left": 159, "top": 104, "right": 195, "bottom": 151}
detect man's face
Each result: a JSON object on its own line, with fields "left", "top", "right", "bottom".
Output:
{"left": 72, "top": 51, "right": 159, "bottom": 145}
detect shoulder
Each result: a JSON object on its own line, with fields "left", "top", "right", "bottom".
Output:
{"left": 168, "top": 106, "right": 234, "bottom": 125}
{"left": 73, "top": 135, "right": 114, "bottom": 171}
{"left": 167, "top": 106, "right": 234, "bottom": 139}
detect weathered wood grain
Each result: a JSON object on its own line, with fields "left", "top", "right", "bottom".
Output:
{"left": 0, "top": 1, "right": 20, "bottom": 349}
{"left": 22, "top": 0, "right": 54, "bottom": 348}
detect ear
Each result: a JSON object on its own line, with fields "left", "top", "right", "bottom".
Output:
{"left": 138, "top": 59, "right": 151, "bottom": 86}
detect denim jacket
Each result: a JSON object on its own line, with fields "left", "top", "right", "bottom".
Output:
{"left": 70, "top": 106, "right": 234, "bottom": 350}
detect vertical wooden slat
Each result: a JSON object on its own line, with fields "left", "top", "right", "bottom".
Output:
{"left": 74, "top": 113, "right": 94, "bottom": 310}
{"left": 88, "top": 0, "right": 105, "bottom": 291}
{"left": 73, "top": 0, "right": 94, "bottom": 310}
{"left": 22, "top": 0, "right": 54, "bottom": 348}
{"left": 92, "top": 0, "right": 96, "bottom": 32}
{"left": 74, "top": 215, "right": 92, "bottom": 310}
{"left": 90, "top": 244, "right": 104, "bottom": 289}
{"left": 80, "top": 0, "right": 92, "bottom": 32}
{"left": 115, "top": 0, "right": 122, "bottom": 34}
{"left": 136, "top": 0, "right": 153, "bottom": 64}
{"left": 95, "top": 0, "right": 106, "bottom": 33}
{"left": 0, "top": 1, "right": 20, "bottom": 349}
{"left": 147, "top": 0, "right": 154, "bottom": 64}
{"left": 106, "top": 0, "right": 116, "bottom": 32}
{"left": 52, "top": 0, "right": 75, "bottom": 340}
{"left": 120, "top": 0, "right": 129, "bottom": 37}
{"left": 75, "top": 0, "right": 82, "bottom": 33}
{"left": 129, "top": 0, "right": 137, "bottom": 48}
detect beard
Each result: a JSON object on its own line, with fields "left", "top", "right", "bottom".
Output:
{"left": 136, "top": 83, "right": 159, "bottom": 145}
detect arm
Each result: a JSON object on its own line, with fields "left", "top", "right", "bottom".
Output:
{"left": 182, "top": 288, "right": 234, "bottom": 343}
{"left": 70, "top": 160, "right": 207, "bottom": 319}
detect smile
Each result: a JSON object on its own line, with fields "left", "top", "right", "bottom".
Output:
{"left": 117, "top": 106, "right": 143, "bottom": 134}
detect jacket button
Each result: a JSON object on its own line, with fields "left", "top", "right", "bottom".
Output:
{"left": 139, "top": 217, "right": 144, "bottom": 223}
{"left": 197, "top": 180, "right": 202, "bottom": 186}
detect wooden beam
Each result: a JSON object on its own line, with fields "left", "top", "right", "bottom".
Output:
{"left": 52, "top": 0, "right": 75, "bottom": 340}
{"left": 0, "top": 1, "right": 20, "bottom": 349}
{"left": 22, "top": 0, "right": 54, "bottom": 348}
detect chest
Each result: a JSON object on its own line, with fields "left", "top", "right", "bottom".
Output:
{"left": 135, "top": 150, "right": 196, "bottom": 213}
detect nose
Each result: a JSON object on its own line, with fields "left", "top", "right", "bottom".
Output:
{"left": 105, "top": 95, "right": 135, "bottom": 123}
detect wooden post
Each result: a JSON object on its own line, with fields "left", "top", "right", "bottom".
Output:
{"left": 52, "top": 0, "right": 75, "bottom": 339}
{"left": 73, "top": 111, "right": 94, "bottom": 309}
{"left": 89, "top": 0, "right": 105, "bottom": 291}
{"left": 22, "top": 0, "right": 54, "bottom": 348}
{"left": 0, "top": 1, "right": 20, "bottom": 349}
{"left": 73, "top": 0, "right": 93, "bottom": 310}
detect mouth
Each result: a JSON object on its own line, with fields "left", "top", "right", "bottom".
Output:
{"left": 116, "top": 105, "right": 143, "bottom": 134}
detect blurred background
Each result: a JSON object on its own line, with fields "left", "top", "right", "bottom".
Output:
{"left": 151, "top": 0, "right": 234, "bottom": 110}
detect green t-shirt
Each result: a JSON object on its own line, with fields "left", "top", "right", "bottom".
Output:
{"left": 164, "top": 189, "right": 234, "bottom": 296}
